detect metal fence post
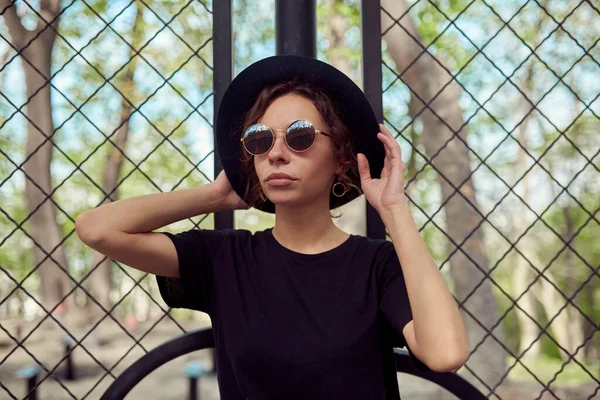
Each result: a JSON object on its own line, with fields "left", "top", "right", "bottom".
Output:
{"left": 212, "top": 0, "right": 234, "bottom": 373}
{"left": 276, "top": 0, "right": 316, "bottom": 57}
{"left": 213, "top": 0, "right": 234, "bottom": 231}
{"left": 361, "top": 0, "right": 386, "bottom": 240}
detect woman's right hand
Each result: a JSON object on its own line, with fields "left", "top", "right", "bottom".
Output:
{"left": 213, "top": 170, "right": 249, "bottom": 210}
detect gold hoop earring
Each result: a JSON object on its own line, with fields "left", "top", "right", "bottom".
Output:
{"left": 332, "top": 181, "right": 347, "bottom": 198}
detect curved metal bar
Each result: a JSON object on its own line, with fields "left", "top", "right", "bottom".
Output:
{"left": 394, "top": 349, "right": 486, "bottom": 400}
{"left": 100, "top": 328, "right": 214, "bottom": 400}
{"left": 102, "top": 327, "right": 484, "bottom": 400}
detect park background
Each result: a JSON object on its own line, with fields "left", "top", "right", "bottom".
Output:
{"left": 0, "top": 0, "right": 599, "bottom": 399}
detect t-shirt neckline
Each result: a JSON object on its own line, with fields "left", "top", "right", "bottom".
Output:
{"left": 265, "top": 227, "right": 355, "bottom": 261}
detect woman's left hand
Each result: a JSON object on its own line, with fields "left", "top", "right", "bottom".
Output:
{"left": 357, "top": 124, "right": 406, "bottom": 215}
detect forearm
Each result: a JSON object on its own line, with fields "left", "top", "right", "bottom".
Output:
{"left": 77, "top": 183, "right": 227, "bottom": 237}
{"left": 381, "top": 200, "right": 469, "bottom": 363}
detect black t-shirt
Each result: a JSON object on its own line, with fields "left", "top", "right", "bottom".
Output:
{"left": 156, "top": 227, "right": 428, "bottom": 399}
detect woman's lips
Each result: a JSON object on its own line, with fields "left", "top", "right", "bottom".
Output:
{"left": 266, "top": 178, "right": 295, "bottom": 186}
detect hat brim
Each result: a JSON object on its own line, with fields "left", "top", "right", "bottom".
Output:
{"left": 215, "top": 54, "right": 384, "bottom": 213}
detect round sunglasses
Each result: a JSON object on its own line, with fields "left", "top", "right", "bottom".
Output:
{"left": 240, "top": 119, "right": 331, "bottom": 156}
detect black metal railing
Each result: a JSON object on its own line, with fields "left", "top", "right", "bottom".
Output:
{"left": 99, "top": 327, "right": 487, "bottom": 400}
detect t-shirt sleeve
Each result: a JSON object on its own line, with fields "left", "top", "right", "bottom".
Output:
{"left": 376, "top": 241, "right": 430, "bottom": 372}
{"left": 155, "top": 228, "right": 226, "bottom": 315}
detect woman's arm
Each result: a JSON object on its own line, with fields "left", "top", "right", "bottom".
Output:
{"left": 357, "top": 124, "right": 469, "bottom": 372}
{"left": 75, "top": 171, "right": 247, "bottom": 277}
{"left": 381, "top": 202, "right": 469, "bottom": 372}
{"left": 76, "top": 170, "right": 246, "bottom": 238}
{"left": 76, "top": 183, "right": 227, "bottom": 239}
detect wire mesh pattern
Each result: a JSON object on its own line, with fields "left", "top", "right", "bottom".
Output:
{"left": 0, "top": 0, "right": 598, "bottom": 399}
{"left": 381, "top": 0, "right": 599, "bottom": 399}
{"left": 1, "top": 0, "right": 215, "bottom": 398}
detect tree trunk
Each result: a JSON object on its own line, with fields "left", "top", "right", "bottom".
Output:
{"left": 323, "top": 0, "right": 354, "bottom": 81}
{"left": 562, "top": 204, "right": 584, "bottom": 362}
{"left": 511, "top": 57, "right": 542, "bottom": 361}
{"left": 534, "top": 274, "right": 572, "bottom": 357}
{"left": 533, "top": 103, "right": 587, "bottom": 365}
{"left": 0, "top": 275, "right": 8, "bottom": 318}
{"left": 531, "top": 188, "right": 583, "bottom": 364}
{"left": 0, "top": 44, "right": 10, "bottom": 92}
{"left": 381, "top": 0, "right": 506, "bottom": 392}
{"left": 583, "top": 280, "right": 598, "bottom": 361}
{"left": 2, "top": 0, "right": 73, "bottom": 316}
{"left": 512, "top": 250, "right": 541, "bottom": 360}
{"left": 87, "top": 3, "right": 144, "bottom": 315}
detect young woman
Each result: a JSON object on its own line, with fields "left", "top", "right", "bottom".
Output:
{"left": 76, "top": 55, "right": 469, "bottom": 399}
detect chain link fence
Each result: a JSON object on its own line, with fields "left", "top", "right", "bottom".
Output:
{"left": 1, "top": 0, "right": 598, "bottom": 399}
{"left": 380, "top": 0, "right": 599, "bottom": 398}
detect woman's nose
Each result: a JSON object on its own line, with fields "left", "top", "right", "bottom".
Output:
{"left": 267, "top": 130, "right": 289, "bottom": 162}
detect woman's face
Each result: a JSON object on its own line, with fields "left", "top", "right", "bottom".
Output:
{"left": 253, "top": 93, "right": 339, "bottom": 209}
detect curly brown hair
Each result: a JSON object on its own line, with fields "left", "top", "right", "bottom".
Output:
{"left": 239, "top": 79, "right": 361, "bottom": 215}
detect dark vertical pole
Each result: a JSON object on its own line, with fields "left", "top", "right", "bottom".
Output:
{"left": 189, "top": 377, "right": 198, "bottom": 400}
{"left": 213, "top": 0, "right": 234, "bottom": 231}
{"left": 64, "top": 337, "right": 75, "bottom": 380}
{"left": 276, "top": 0, "right": 316, "bottom": 57}
{"left": 362, "top": 0, "right": 386, "bottom": 240}
{"left": 26, "top": 374, "right": 38, "bottom": 400}
{"left": 212, "top": 0, "right": 233, "bottom": 372}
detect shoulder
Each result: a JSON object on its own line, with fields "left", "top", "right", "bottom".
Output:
{"left": 163, "top": 227, "right": 259, "bottom": 256}
{"left": 202, "top": 227, "right": 272, "bottom": 252}
{"left": 352, "top": 236, "right": 400, "bottom": 284}
{"left": 217, "top": 227, "right": 270, "bottom": 242}
{"left": 175, "top": 227, "right": 258, "bottom": 240}
{"left": 352, "top": 235, "right": 395, "bottom": 260}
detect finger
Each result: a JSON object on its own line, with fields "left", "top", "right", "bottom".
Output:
{"left": 384, "top": 144, "right": 394, "bottom": 179}
{"left": 379, "top": 140, "right": 391, "bottom": 175}
{"left": 379, "top": 124, "right": 393, "bottom": 139}
{"left": 378, "top": 131, "right": 391, "bottom": 148}
{"left": 379, "top": 123, "right": 389, "bottom": 135}
{"left": 382, "top": 151, "right": 389, "bottom": 178}
{"left": 380, "top": 124, "right": 395, "bottom": 140}
{"left": 380, "top": 124, "right": 402, "bottom": 153}
{"left": 379, "top": 132, "right": 394, "bottom": 161}
{"left": 379, "top": 131, "right": 406, "bottom": 174}
{"left": 357, "top": 153, "right": 371, "bottom": 183}
{"left": 381, "top": 132, "right": 403, "bottom": 165}
{"left": 381, "top": 135, "right": 390, "bottom": 163}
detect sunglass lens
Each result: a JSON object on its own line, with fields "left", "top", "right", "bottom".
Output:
{"left": 244, "top": 125, "right": 273, "bottom": 155}
{"left": 287, "top": 120, "right": 316, "bottom": 151}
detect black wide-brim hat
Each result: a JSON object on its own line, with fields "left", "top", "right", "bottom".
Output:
{"left": 216, "top": 54, "right": 384, "bottom": 213}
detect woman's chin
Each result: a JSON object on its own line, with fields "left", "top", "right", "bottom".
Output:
{"left": 267, "top": 193, "right": 326, "bottom": 210}
{"left": 267, "top": 197, "right": 297, "bottom": 207}
{"left": 266, "top": 194, "right": 304, "bottom": 208}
